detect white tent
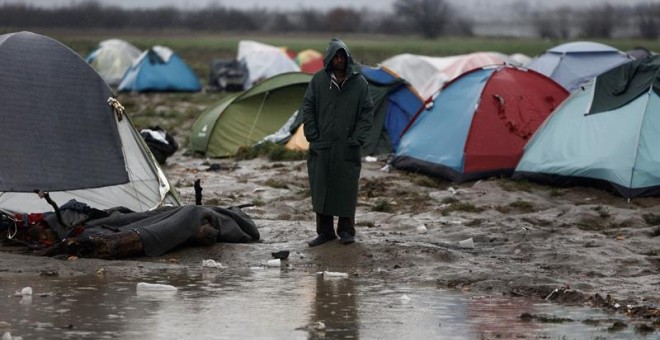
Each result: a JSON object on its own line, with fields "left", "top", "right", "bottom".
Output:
{"left": 237, "top": 40, "right": 301, "bottom": 89}
{"left": 86, "top": 39, "right": 142, "bottom": 86}
{"left": 381, "top": 52, "right": 510, "bottom": 99}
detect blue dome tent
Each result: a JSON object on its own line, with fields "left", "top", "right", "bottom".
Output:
{"left": 118, "top": 45, "right": 201, "bottom": 92}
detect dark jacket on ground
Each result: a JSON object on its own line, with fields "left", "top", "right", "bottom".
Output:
{"left": 302, "top": 38, "right": 374, "bottom": 217}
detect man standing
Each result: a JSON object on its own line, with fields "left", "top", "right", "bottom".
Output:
{"left": 302, "top": 38, "right": 374, "bottom": 247}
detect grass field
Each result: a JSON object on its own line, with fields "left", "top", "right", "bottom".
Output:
{"left": 42, "top": 29, "right": 660, "bottom": 82}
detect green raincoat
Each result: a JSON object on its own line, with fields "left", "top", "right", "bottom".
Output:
{"left": 302, "top": 38, "right": 374, "bottom": 218}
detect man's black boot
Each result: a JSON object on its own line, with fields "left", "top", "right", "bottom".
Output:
{"left": 308, "top": 233, "right": 337, "bottom": 247}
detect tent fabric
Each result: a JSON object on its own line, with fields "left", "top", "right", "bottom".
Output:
{"left": 527, "top": 41, "right": 633, "bottom": 92}
{"left": 360, "top": 65, "right": 424, "bottom": 155}
{"left": 118, "top": 45, "right": 201, "bottom": 92}
{"left": 589, "top": 55, "right": 660, "bottom": 114}
{"left": 381, "top": 52, "right": 510, "bottom": 99}
{"left": 296, "top": 49, "right": 324, "bottom": 74}
{"left": 189, "top": 72, "right": 312, "bottom": 158}
{"left": 0, "top": 31, "right": 180, "bottom": 214}
{"left": 237, "top": 40, "right": 301, "bottom": 89}
{"left": 393, "top": 65, "right": 568, "bottom": 182}
{"left": 78, "top": 205, "right": 259, "bottom": 257}
{"left": 85, "top": 39, "right": 141, "bottom": 86}
{"left": 514, "top": 56, "right": 660, "bottom": 198}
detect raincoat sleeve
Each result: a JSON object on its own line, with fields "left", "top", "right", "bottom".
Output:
{"left": 302, "top": 81, "right": 320, "bottom": 142}
{"left": 349, "top": 81, "right": 374, "bottom": 146}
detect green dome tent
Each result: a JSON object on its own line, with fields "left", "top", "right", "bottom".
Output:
{"left": 190, "top": 72, "right": 312, "bottom": 158}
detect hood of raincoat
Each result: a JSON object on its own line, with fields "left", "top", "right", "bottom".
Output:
{"left": 322, "top": 38, "right": 360, "bottom": 75}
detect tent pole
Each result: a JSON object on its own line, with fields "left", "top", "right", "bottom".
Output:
{"left": 247, "top": 92, "right": 269, "bottom": 145}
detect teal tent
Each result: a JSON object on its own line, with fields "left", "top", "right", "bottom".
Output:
{"left": 514, "top": 55, "right": 660, "bottom": 198}
{"left": 118, "top": 45, "right": 201, "bottom": 92}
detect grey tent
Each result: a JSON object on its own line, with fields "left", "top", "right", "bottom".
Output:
{"left": 0, "top": 31, "right": 181, "bottom": 214}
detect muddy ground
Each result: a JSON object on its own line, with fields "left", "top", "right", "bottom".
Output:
{"left": 1, "top": 93, "right": 659, "bottom": 333}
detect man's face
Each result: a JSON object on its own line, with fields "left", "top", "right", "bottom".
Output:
{"left": 332, "top": 49, "right": 347, "bottom": 72}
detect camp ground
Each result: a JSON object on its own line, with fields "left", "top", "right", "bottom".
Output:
{"left": 514, "top": 55, "right": 660, "bottom": 198}
{"left": 0, "top": 32, "right": 260, "bottom": 261}
{"left": 526, "top": 41, "right": 633, "bottom": 92}
{"left": 118, "top": 45, "right": 201, "bottom": 92}
{"left": 189, "top": 72, "right": 312, "bottom": 158}
{"left": 85, "top": 39, "right": 141, "bottom": 87}
{"left": 392, "top": 64, "right": 568, "bottom": 182}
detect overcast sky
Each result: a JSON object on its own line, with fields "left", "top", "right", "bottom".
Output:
{"left": 7, "top": 0, "right": 660, "bottom": 11}
{"left": 7, "top": 0, "right": 397, "bottom": 11}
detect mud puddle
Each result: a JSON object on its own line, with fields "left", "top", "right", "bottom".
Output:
{"left": 0, "top": 267, "right": 652, "bottom": 339}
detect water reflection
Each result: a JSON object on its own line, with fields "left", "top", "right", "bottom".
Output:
{"left": 0, "top": 269, "right": 655, "bottom": 339}
{"left": 310, "top": 275, "right": 359, "bottom": 339}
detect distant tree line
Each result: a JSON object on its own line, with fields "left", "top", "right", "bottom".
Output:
{"left": 0, "top": 0, "right": 658, "bottom": 39}
{"left": 533, "top": 3, "right": 660, "bottom": 39}
{"left": 0, "top": 0, "right": 469, "bottom": 38}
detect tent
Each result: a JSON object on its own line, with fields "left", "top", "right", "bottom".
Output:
{"left": 392, "top": 65, "right": 568, "bottom": 182}
{"left": 0, "top": 31, "right": 181, "bottom": 214}
{"left": 381, "top": 52, "right": 510, "bottom": 99}
{"left": 237, "top": 40, "right": 301, "bottom": 89}
{"left": 296, "top": 49, "right": 324, "bottom": 74}
{"left": 118, "top": 45, "right": 201, "bottom": 92}
{"left": 189, "top": 72, "right": 312, "bottom": 158}
{"left": 527, "top": 41, "right": 632, "bottom": 92}
{"left": 360, "top": 65, "right": 424, "bottom": 155}
{"left": 277, "top": 66, "right": 423, "bottom": 155}
{"left": 514, "top": 55, "right": 660, "bottom": 198}
{"left": 85, "top": 39, "right": 141, "bottom": 87}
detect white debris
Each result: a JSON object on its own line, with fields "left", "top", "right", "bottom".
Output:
{"left": 14, "top": 287, "right": 32, "bottom": 297}
{"left": 266, "top": 259, "right": 281, "bottom": 267}
{"left": 379, "top": 164, "right": 391, "bottom": 172}
{"left": 136, "top": 282, "right": 177, "bottom": 292}
{"left": 400, "top": 294, "right": 412, "bottom": 304}
{"left": 365, "top": 156, "right": 378, "bottom": 162}
{"left": 458, "top": 237, "right": 474, "bottom": 249}
{"left": 416, "top": 225, "right": 428, "bottom": 233}
{"left": 317, "top": 271, "right": 349, "bottom": 278}
{"left": 202, "top": 259, "right": 225, "bottom": 269}
{"left": 312, "top": 321, "right": 326, "bottom": 331}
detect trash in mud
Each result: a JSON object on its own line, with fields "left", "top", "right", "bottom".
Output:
{"left": 271, "top": 250, "right": 290, "bottom": 260}
{"left": 266, "top": 259, "right": 281, "bottom": 267}
{"left": 317, "top": 271, "right": 349, "bottom": 278}
{"left": 136, "top": 282, "right": 178, "bottom": 292}
{"left": 202, "top": 259, "right": 225, "bottom": 268}
{"left": 458, "top": 237, "right": 474, "bottom": 249}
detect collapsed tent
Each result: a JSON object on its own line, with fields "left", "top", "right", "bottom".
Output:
{"left": 118, "top": 45, "right": 201, "bottom": 92}
{"left": 0, "top": 31, "right": 181, "bottom": 214}
{"left": 381, "top": 52, "right": 510, "bottom": 99}
{"left": 85, "top": 39, "right": 141, "bottom": 87}
{"left": 40, "top": 204, "right": 260, "bottom": 259}
{"left": 392, "top": 65, "right": 568, "bottom": 182}
{"left": 189, "top": 72, "right": 312, "bottom": 157}
{"left": 527, "top": 41, "right": 632, "bottom": 92}
{"left": 514, "top": 55, "right": 660, "bottom": 198}
{"left": 238, "top": 40, "right": 301, "bottom": 89}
